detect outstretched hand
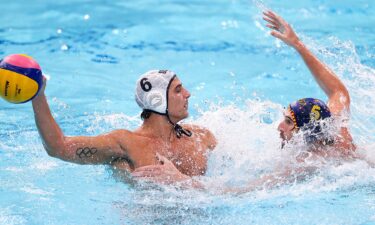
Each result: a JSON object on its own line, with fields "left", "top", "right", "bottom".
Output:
{"left": 131, "top": 153, "right": 190, "bottom": 185}
{"left": 263, "top": 10, "right": 300, "bottom": 48}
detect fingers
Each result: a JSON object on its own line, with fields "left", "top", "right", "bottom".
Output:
{"left": 263, "top": 17, "right": 278, "bottom": 27}
{"left": 263, "top": 10, "right": 294, "bottom": 43}
{"left": 263, "top": 10, "right": 288, "bottom": 28}
{"left": 270, "top": 30, "right": 284, "bottom": 40}
{"left": 156, "top": 153, "right": 174, "bottom": 167}
{"left": 132, "top": 175, "right": 163, "bottom": 184}
{"left": 263, "top": 12, "right": 277, "bottom": 23}
{"left": 264, "top": 16, "right": 285, "bottom": 38}
{"left": 155, "top": 153, "right": 163, "bottom": 164}
{"left": 132, "top": 168, "right": 162, "bottom": 178}
{"left": 131, "top": 165, "right": 163, "bottom": 178}
{"left": 263, "top": 12, "right": 285, "bottom": 34}
{"left": 133, "top": 165, "right": 162, "bottom": 172}
{"left": 263, "top": 11, "right": 277, "bottom": 23}
{"left": 266, "top": 24, "right": 278, "bottom": 31}
{"left": 265, "top": 10, "right": 279, "bottom": 19}
{"left": 132, "top": 167, "right": 172, "bottom": 185}
{"left": 263, "top": 10, "right": 283, "bottom": 23}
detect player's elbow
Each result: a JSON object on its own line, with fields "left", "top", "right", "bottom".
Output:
{"left": 42, "top": 139, "right": 69, "bottom": 159}
{"left": 338, "top": 89, "right": 351, "bottom": 108}
{"left": 337, "top": 82, "right": 350, "bottom": 102}
{"left": 43, "top": 144, "right": 60, "bottom": 158}
{"left": 44, "top": 145, "right": 63, "bottom": 158}
{"left": 330, "top": 87, "right": 351, "bottom": 108}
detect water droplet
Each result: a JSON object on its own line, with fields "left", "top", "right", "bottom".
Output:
{"left": 61, "top": 44, "right": 68, "bottom": 51}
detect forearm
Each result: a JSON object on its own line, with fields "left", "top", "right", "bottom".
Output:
{"left": 263, "top": 10, "right": 349, "bottom": 102}
{"left": 32, "top": 93, "right": 66, "bottom": 156}
{"left": 293, "top": 41, "right": 349, "bottom": 99}
{"left": 222, "top": 170, "right": 298, "bottom": 194}
{"left": 32, "top": 94, "right": 125, "bottom": 164}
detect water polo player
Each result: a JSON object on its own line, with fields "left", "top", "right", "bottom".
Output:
{"left": 279, "top": 98, "right": 333, "bottom": 147}
{"left": 263, "top": 10, "right": 356, "bottom": 156}
{"left": 32, "top": 69, "right": 216, "bottom": 183}
{"left": 132, "top": 10, "right": 359, "bottom": 187}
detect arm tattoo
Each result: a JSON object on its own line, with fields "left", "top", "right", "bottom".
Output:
{"left": 76, "top": 147, "right": 98, "bottom": 158}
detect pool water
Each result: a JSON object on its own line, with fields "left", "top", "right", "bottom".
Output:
{"left": 1, "top": 0, "right": 375, "bottom": 224}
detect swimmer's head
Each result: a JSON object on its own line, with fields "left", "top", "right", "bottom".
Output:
{"left": 135, "top": 70, "right": 176, "bottom": 115}
{"left": 278, "top": 98, "right": 332, "bottom": 145}
{"left": 135, "top": 70, "right": 191, "bottom": 128}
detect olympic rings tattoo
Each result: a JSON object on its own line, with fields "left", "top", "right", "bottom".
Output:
{"left": 76, "top": 147, "right": 98, "bottom": 158}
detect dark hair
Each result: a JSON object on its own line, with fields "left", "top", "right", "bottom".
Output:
{"left": 141, "top": 109, "right": 152, "bottom": 120}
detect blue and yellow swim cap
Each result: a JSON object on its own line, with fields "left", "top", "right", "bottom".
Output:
{"left": 288, "top": 98, "right": 331, "bottom": 131}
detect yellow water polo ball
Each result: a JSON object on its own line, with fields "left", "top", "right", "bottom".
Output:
{"left": 0, "top": 54, "right": 43, "bottom": 103}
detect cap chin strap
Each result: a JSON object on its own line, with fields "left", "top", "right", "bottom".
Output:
{"left": 166, "top": 111, "right": 192, "bottom": 139}
{"left": 162, "top": 74, "right": 192, "bottom": 138}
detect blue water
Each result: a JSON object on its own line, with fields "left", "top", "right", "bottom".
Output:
{"left": 1, "top": 0, "right": 375, "bottom": 224}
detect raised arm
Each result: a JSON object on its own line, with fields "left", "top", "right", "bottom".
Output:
{"left": 263, "top": 10, "right": 350, "bottom": 116}
{"left": 32, "top": 79, "right": 127, "bottom": 164}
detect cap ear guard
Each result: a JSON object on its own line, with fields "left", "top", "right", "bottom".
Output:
{"left": 136, "top": 89, "right": 166, "bottom": 114}
{"left": 135, "top": 70, "right": 176, "bottom": 115}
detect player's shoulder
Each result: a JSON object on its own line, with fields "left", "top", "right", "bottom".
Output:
{"left": 107, "top": 129, "right": 135, "bottom": 139}
{"left": 183, "top": 124, "right": 217, "bottom": 149}
{"left": 182, "top": 124, "right": 211, "bottom": 135}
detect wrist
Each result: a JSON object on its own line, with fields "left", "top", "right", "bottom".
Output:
{"left": 32, "top": 93, "right": 47, "bottom": 111}
{"left": 33, "top": 92, "right": 46, "bottom": 101}
{"left": 292, "top": 40, "right": 305, "bottom": 52}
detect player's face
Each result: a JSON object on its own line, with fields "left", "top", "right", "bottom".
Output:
{"left": 278, "top": 109, "right": 296, "bottom": 144}
{"left": 167, "top": 77, "right": 190, "bottom": 123}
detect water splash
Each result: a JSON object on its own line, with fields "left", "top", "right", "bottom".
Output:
{"left": 302, "top": 35, "right": 375, "bottom": 152}
{"left": 193, "top": 100, "right": 282, "bottom": 182}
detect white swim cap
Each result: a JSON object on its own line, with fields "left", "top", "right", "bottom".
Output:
{"left": 135, "top": 70, "right": 176, "bottom": 114}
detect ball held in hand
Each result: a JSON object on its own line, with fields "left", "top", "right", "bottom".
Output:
{"left": 0, "top": 54, "right": 43, "bottom": 103}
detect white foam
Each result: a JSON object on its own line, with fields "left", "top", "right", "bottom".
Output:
{"left": 303, "top": 35, "right": 375, "bottom": 146}
{"left": 0, "top": 208, "right": 26, "bottom": 225}
{"left": 30, "top": 161, "right": 58, "bottom": 171}
{"left": 20, "top": 185, "right": 53, "bottom": 196}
